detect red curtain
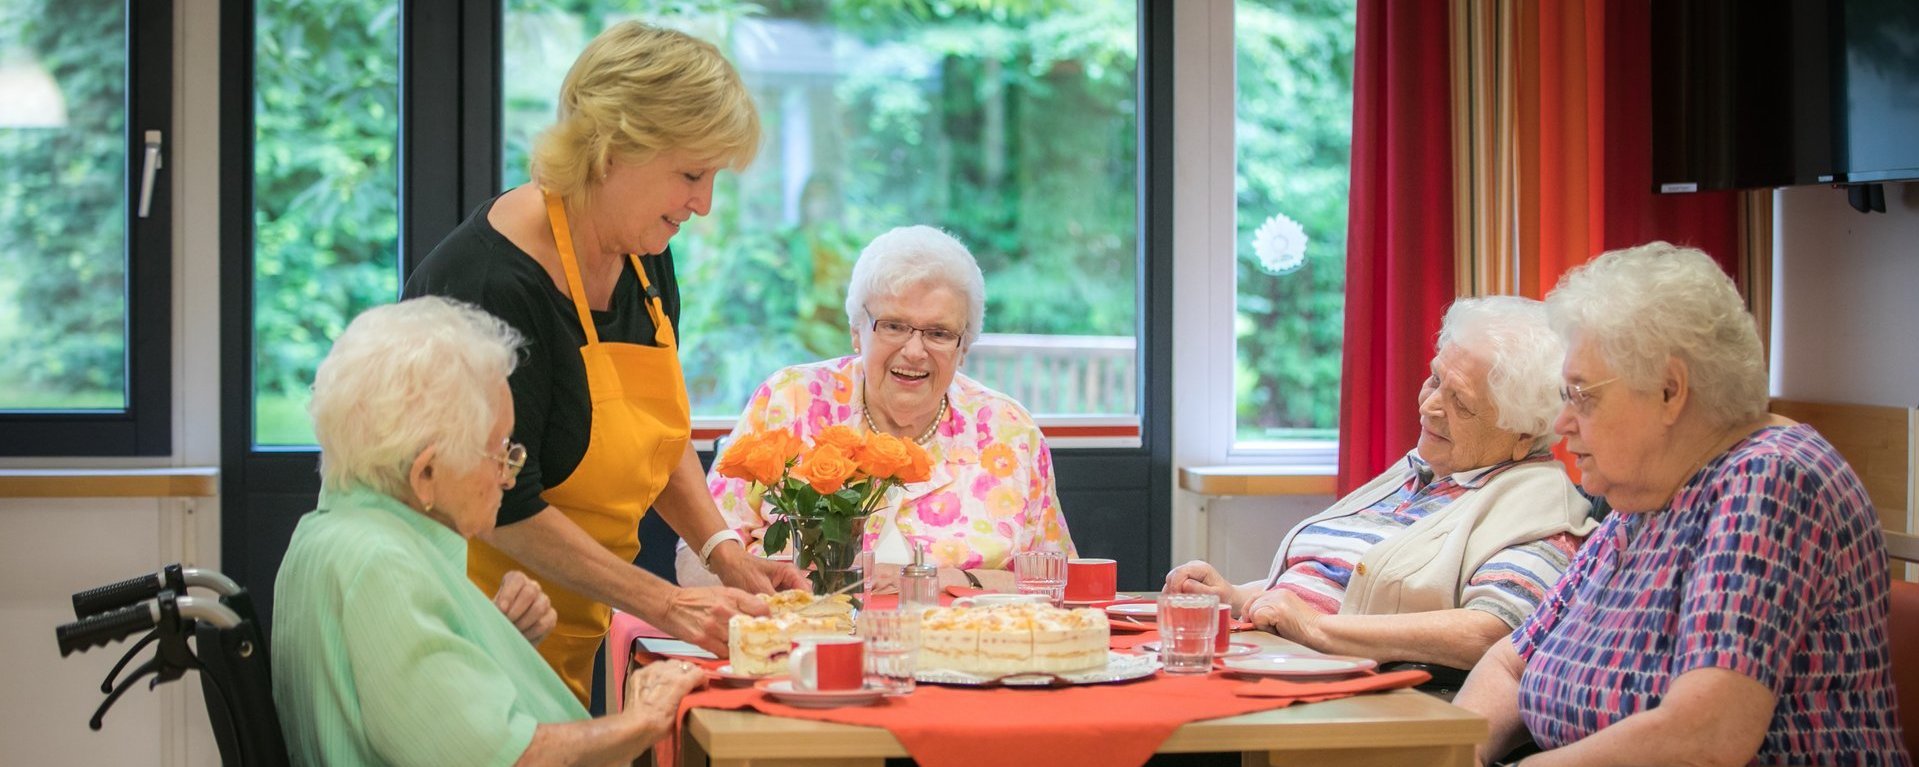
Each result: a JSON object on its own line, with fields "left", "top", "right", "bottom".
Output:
{"left": 1336, "top": 0, "right": 1457, "bottom": 495}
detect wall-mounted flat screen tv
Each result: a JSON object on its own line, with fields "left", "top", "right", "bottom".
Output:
{"left": 1651, "top": 0, "right": 1919, "bottom": 192}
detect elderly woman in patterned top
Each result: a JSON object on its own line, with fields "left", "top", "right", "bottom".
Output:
{"left": 676, "top": 225, "right": 1073, "bottom": 592}
{"left": 1164, "top": 296, "right": 1595, "bottom": 670}
{"left": 1456, "top": 243, "right": 1910, "bottom": 766}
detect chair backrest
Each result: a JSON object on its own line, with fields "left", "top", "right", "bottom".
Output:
{"left": 1887, "top": 531, "right": 1918, "bottom": 762}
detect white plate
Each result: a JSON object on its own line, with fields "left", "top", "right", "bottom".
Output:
{"left": 1139, "top": 640, "right": 1260, "bottom": 659}
{"left": 915, "top": 651, "right": 1160, "bottom": 686}
{"left": 755, "top": 679, "right": 887, "bottom": 708}
{"left": 1104, "top": 602, "right": 1158, "bottom": 618}
{"left": 1063, "top": 596, "right": 1119, "bottom": 606}
{"left": 1220, "top": 653, "right": 1377, "bottom": 679}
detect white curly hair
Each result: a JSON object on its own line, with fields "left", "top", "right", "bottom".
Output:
{"left": 843, "top": 225, "right": 987, "bottom": 349}
{"left": 309, "top": 297, "right": 524, "bottom": 500}
{"left": 1545, "top": 241, "right": 1768, "bottom": 429}
{"left": 1437, "top": 295, "right": 1568, "bottom": 450}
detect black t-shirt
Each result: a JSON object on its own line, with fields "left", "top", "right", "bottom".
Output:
{"left": 401, "top": 194, "right": 683, "bottom": 526}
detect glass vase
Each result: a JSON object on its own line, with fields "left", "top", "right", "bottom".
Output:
{"left": 792, "top": 514, "right": 870, "bottom": 598}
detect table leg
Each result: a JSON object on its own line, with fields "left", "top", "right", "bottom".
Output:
{"left": 1250, "top": 745, "right": 1474, "bottom": 767}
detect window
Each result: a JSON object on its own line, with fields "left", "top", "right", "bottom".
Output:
{"left": 249, "top": 0, "right": 402, "bottom": 446}
{"left": 0, "top": 0, "right": 172, "bottom": 456}
{"left": 1232, "top": 0, "right": 1355, "bottom": 449}
{"left": 500, "top": 2, "right": 1143, "bottom": 433}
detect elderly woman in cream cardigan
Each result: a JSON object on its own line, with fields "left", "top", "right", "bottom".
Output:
{"left": 1166, "top": 296, "right": 1595, "bottom": 670}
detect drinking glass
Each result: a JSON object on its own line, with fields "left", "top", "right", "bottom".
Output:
{"left": 1157, "top": 593, "right": 1219, "bottom": 675}
{"left": 857, "top": 609, "right": 919, "bottom": 695}
{"left": 1012, "top": 551, "right": 1068, "bottom": 607}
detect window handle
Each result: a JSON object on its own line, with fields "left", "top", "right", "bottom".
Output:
{"left": 137, "top": 130, "right": 163, "bottom": 218}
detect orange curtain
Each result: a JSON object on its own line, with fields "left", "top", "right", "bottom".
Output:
{"left": 1508, "top": 0, "right": 1742, "bottom": 296}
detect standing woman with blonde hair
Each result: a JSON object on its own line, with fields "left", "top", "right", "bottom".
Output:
{"left": 404, "top": 21, "right": 803, "bottom": 704}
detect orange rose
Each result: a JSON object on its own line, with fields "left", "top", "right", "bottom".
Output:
{"left": 814, "top": 424, "right": 866, "bottom": 454}
{"left": 794, "top": 444, "right": 860, "bottom": 494}
{"left": 761, "top": 430, "right": 805, "bottom": 466}
{"left": 715, "top": 430, "right": 800, "bottom": 487}
{"left": 856, "top": 432, "right": 913, "bottom": 479}
{"left": 713, "top": 431, "right": 764, "bottom": 482}
{"left": 897, "top": 438, "right": 933, "bottom": 484}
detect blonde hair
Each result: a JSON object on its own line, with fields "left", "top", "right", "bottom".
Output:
{"left": 530, "top": 21, "right": 761, "bottom": 206}
{"left": 310, "top": 297, "right": 523, "bottom": 500}
{"left": 1546, "top": 242, "right": 1768, "bottom": 429}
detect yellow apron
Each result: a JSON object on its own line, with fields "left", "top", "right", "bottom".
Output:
{"left": 468, "top": 190, "right": 691, "bottom": 704}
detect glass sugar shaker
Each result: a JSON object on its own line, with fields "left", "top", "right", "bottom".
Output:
{"left": 899, "top": 540, "right": 939, "bottom": 618}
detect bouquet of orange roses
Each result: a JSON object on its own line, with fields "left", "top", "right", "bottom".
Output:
{"left": 715, "top": 424, "right": 933, "bottom": 595}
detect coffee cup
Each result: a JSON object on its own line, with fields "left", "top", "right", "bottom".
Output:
{"left": 1215, "top": 604, "right": 1233, "bottom": 652}
{"left": 1064, "top": 558, "right": 1118, "bottom": 602}
{"left": 787, "top": 634, "right": 864, "bottom": 691}
{"left": 950, "top": 593, "right": 1049, "bottom": 609}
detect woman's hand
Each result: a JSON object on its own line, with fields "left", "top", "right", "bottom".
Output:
{"left": 623, "top": 659, "right": 707, "bottom": 742}
{"left": 493, "top": 570, "right": 557, "bottom": 646}
{"left": 652, "top": 586, "right": 768, "bottom": 656}
{"left": 708, "top": 545, "right": 808, "bottom": 594}
{"left": 1163, "top": 560, "right": 1239, "bottom": 610}
{"left": 1244, "top": 588, "right": 1321, "bottom": 643}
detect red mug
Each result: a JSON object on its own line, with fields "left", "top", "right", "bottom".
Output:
{"left": 1064, "top": 558, "right": 1118, "bottom": 602}
{"left": 788, "top": 634, "right": 864, "bottom": 691}
{"left": 1215, "top": 605, "right": 1233, "bottom": 652}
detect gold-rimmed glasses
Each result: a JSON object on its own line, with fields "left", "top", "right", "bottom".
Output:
{"left": 865, "top": 305, "right": 963, "bottom": 351}
{"left": 1559, "top": 377, "right": 1619, "bottom": 414}
{"left": 490, "top": 441, "right": 527, "bottom": 477}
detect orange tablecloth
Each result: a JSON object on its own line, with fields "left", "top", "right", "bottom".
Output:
{"left": 660, "top": 668, "right": 1430, "bottom": 767}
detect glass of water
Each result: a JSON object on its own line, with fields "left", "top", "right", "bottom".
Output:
{"left": 857, "top": 609, "right": 919, "bottom": 695}
{"left": 1157, "top": 592, "right": 1219, "bottom": 675}
{"left": 1012, "top": 550, "right": 1068, "bottom": 607}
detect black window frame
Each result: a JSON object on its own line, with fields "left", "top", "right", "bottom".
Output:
{"left": 0, "top": 0, "right": 175, "bottom": 457}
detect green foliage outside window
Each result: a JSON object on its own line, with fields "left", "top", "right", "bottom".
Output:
{"left": 0, "top": 0, "right": 127, "bottom": 409}
{"left": 503, "top": 0, "right": 1140, "bottom": 418}
{"left": 1235, "top": 0, "right": 1355, "bottom": 440}
{"left": 251, "top": 0, "right": 402, "bottom": 444}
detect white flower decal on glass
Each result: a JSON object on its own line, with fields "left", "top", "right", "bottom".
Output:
{"left": 1252, "top": 212, "right": 1309, "bottom": 275}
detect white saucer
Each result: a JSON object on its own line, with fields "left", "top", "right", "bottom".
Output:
{"left": 1139, "top": 640, "right": 1259, "bottom": 659}
{"left": 1063, "top": 597, "right": 1119, "bottom": 606}
{"left": 1220, "top": 653, "right": 1377, "bottom": 679}
{"left": 710, "top": 664, "right": 773, "bottom": 686}
{"left": 1104, "top": 602, "right": 1158, "bottom": 618}
{"left": 755, "top": 679, "right": 887, "bottom": 708}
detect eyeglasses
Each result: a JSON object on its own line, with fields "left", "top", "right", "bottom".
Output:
{"left": 490, "top": 441, "right": 527, "bottom": 476}
{"left": 1558, "top": 377, "right": 1619, "bottom": 414}
{"left": 865, "top": 306, "right": 964, "bottom": 351}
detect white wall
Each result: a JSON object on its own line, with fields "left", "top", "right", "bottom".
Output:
{"left": 0, "top": 3, "right": 224, "bottom": 764}
{"left": 1772, "top": 183, "right": 1919, "bottom": 408}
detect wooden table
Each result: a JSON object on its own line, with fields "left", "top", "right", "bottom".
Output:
{"left": 678, "top": 631, "right": 1487, "bottom": 767}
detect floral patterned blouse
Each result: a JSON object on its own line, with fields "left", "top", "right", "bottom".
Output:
{"left": 708, "top": 356, "right": 1076, "bottom": 570}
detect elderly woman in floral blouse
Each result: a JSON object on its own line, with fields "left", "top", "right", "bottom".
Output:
{"left": 676, "top": 225, "right": 1074, "bottom": 591}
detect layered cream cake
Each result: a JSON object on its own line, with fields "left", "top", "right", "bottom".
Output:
{"left": 724, "top": 590, "right": 856, "bottom": 676}
{"left": 919, "top": 603, "right": 1108, "bottom": 675}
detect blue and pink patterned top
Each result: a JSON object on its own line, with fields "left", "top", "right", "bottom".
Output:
{"left": 1513, "top": 424, "right": 1910, "bottom": 764}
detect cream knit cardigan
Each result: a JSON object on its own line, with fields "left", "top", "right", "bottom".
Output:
{"left": 1255, "top": 456, "right": 1596, "bottom": 618}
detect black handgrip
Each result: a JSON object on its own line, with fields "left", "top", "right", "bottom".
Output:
{"left": 57, "top": 604, "right": 157, "bottom": 657}
{"left": 72, "top": 571, "right": 164, "bottom": 618}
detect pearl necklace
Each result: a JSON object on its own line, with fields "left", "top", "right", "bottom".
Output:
{"left": 863, "top": 392, "right": 947, "bottom": 445}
